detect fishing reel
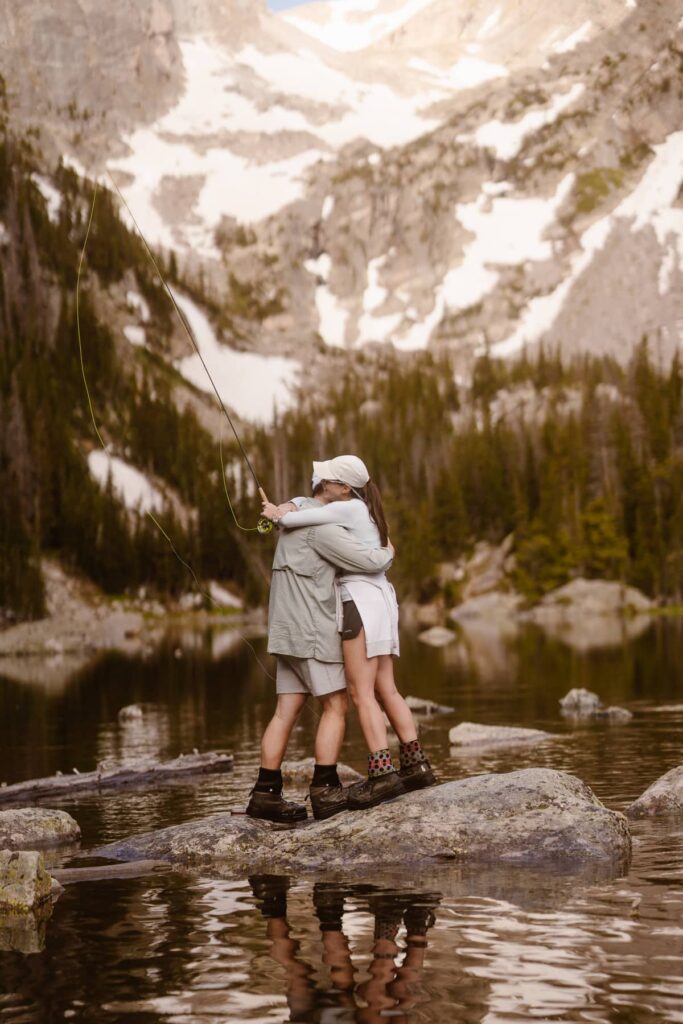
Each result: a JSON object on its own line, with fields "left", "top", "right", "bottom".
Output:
{"left": 257, "top": 516, "right": 274, "bottom": 535}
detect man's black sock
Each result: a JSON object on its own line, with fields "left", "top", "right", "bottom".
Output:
{"left": 312, "top": 763, "right": 340, "bottom": 788}
{"left": 254, "top": 767, "right": 283, "bottom": 794}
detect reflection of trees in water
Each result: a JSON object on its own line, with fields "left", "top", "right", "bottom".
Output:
{"left": 249, "top": 874, "right": 447, "bottom": 1023}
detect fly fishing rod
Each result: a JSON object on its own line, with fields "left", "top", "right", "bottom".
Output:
{"left": 76, "top": 179, "right": 288, "bottom": 687}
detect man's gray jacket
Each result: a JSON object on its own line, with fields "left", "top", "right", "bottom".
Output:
{"left": 267, "top": 500, "right": 393, "bottom": 663}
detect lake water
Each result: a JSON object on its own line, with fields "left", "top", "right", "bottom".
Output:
{"left": 1, "top": 619, "right": 683, "bottom": 1023}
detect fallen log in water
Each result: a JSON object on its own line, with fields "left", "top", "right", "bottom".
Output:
{"left": 0, "top": 751, "right": 234, "bottom": 806}
{"left": 52, "top": 860, "right": 172, "bottom": 884}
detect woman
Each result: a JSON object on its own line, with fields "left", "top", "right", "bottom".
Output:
{"left": 262, "top": 454, "right": 435, "bottom": 810}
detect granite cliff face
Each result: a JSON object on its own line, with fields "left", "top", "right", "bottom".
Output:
{"left": 2, "top": 0, "right": 682, "bottom": 370}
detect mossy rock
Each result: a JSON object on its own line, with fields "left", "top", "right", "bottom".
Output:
{"left": 0, "top": 808, "right": 81, "bottom": 850}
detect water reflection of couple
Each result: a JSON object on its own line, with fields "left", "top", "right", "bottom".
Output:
{"left": 246, "top": 455, "right": 435, "bottom": 823}
{"left": 249, "top": 875, "right": 440, "bottom": 1024}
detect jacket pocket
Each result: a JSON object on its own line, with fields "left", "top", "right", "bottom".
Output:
{"left": 272, "top": 532, "right": 319, "bottom": 577}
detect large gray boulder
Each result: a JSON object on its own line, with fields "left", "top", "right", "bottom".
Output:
{"left": 626, "top": 766, "right": 683, "bottom": 818}
{"left": 0, "top": 808, "right": 81, "bottom": 850}
{"left": 523, "top": 579, "right": 653, "bottom": 651}
{"left": 96, "top": 769, "right": 630, "bottom": 872}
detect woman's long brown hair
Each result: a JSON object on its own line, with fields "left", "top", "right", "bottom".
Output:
{"left": 356, "top": 480, "right": 389, "bottom": 547}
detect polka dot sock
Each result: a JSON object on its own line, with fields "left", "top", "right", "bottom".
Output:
{"left": 367, "top": 748, "right": 394, "bottom": 777}
{"left": 399, "top": 738, "right": 427, "bottom": 770}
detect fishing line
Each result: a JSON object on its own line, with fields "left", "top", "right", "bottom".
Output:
{"left": 75, "top": 181, "right": 280, "bottom": 685}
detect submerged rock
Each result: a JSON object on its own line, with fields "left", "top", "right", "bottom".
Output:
{"left": 0, "top": 851, "right": 53, "bottom": 913}
{"left": 449, "top": 722, "right": 553, "bottom": 747}
{"left": 0, "top": 808, "right": 81, "bottom": 849}
{"left": 405, "top": 696, "right": 455, "bottom": 716}
{"left": 96, "top": 769, "right": 630, "bottom": 872}
{"left": 593, "top": 706, "right": 633, "bottom": 722}
{"left": 417, "top": 626, "right": 457, "bottom": 647}
{"left": 626, "top": 766, "right": 683, "bottom": 818}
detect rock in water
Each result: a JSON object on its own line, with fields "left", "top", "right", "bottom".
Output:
{"left": 0, "top": 851, "right": 52, "bottom": 913}
{"left": 449, "top": 722, "right": 553, "bottom": 747}
{"left": 96, "top": 769, "right": 630, "bottom": 871}
{"left": 593, "top": 706, "right": 633, "bottom": 722}
{"left": 118, "top": 704, "right": 145, "bottom": 722}
{"left": 0, "top": 808, "right": 81, "bottom": 850}
{"left": 417, "top": 627, "right": 457, "bottom": 647}
{"left": 560, "top": 688, "right": 602, "bottom": 712}
{"left": 626, "top": 766, "right": 683, "bottom": 818}
{"left": 405, "top": 696, "right": 455, "bottom": 715}
{"left": 559, "top": 689, "right": 632, "bottom": 722}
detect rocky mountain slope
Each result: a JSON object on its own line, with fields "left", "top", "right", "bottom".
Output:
{"left": 4, "top": 0, "right": 681, "bottom": 373}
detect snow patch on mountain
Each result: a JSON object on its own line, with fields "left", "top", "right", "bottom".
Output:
{"left": 31, "top": 174, "right": 62, "bottom": 224}
{"left": 454, "top": 172, "right": 575, "bottom": 281}
{"left": 362, "top": 174, "right": 575, "bottom": 351}
{"left": 357, "top": 254, "right": 403, "bottom": 344}
{"left": 284, "top": 0, "right": 438, "bottom": 53}
{"left": 172, "top": 291, "right": 300, "bottom": 422}
{"left": 321, "top": 195, "right": 335, "bottom": 219}
{"left": 305, "top": 255, "right": 350, "bottom": 348}
{"left": 478, "top": 5, "right": 504, "bottom": 38}
{"left": 123, "top": 325, "right": 147, "bottom": 348}
{"left": 111, "top": 127, "right": 325, "bottom": 252}
{"left": 126, "top": 291, "right": 150, "bottom": 323}
{"left": 492, "top": 132, "right": 683, "bottom": 357}
{"left": 408, "top": 56, "right": 508, "bottom": 91}
{"left": 472, "top": 83, "right": 585, "bottom": 161}
{"left": 87, "top": 452, "right": 164, "bottom": 514}
{"left": 552, "top": 21, "right": 594, "bottom": 53}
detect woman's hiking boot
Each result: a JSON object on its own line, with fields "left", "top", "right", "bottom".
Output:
{"left": 246, "top": 788, "right": 307, "bottom": 823}
{"left": 309, "top": 783, "right": 349, "bottom": 821}
{"left": 347, "top": 770, "right": 405, "bottom": 810}
{"left": 398, "top": 760, "right": 437, "bottom": 792}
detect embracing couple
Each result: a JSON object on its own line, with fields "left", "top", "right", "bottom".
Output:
{"left": 245, "top": 454, "right": 435, "bottom": 824}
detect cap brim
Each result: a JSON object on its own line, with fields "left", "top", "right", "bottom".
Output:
{"left": 312, "top": 459, "right": 336, "bottom": 481}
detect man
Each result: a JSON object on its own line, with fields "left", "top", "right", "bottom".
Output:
{"left": 246, "top": 467, "right": 393, "bottom": 824}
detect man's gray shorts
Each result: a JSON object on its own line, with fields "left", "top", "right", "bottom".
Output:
{"left": 275, "top": 655, "right": 346, "bottom": 697}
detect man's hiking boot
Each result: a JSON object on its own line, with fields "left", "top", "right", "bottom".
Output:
{"left": 246, "top": 789, "right": 307, "bottom": 823}
{"left": 347, "top": 771, "right": 405, "bottom": 811}
{"left": 398, "top": 760, "right": 437, "bottom": 793}
{"left": 309, "top": 783, "right": 349, "bottom": 821}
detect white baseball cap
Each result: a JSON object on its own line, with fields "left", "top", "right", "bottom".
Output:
{"left": 312, "top": 455, "right": 370, "bottom": 488}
